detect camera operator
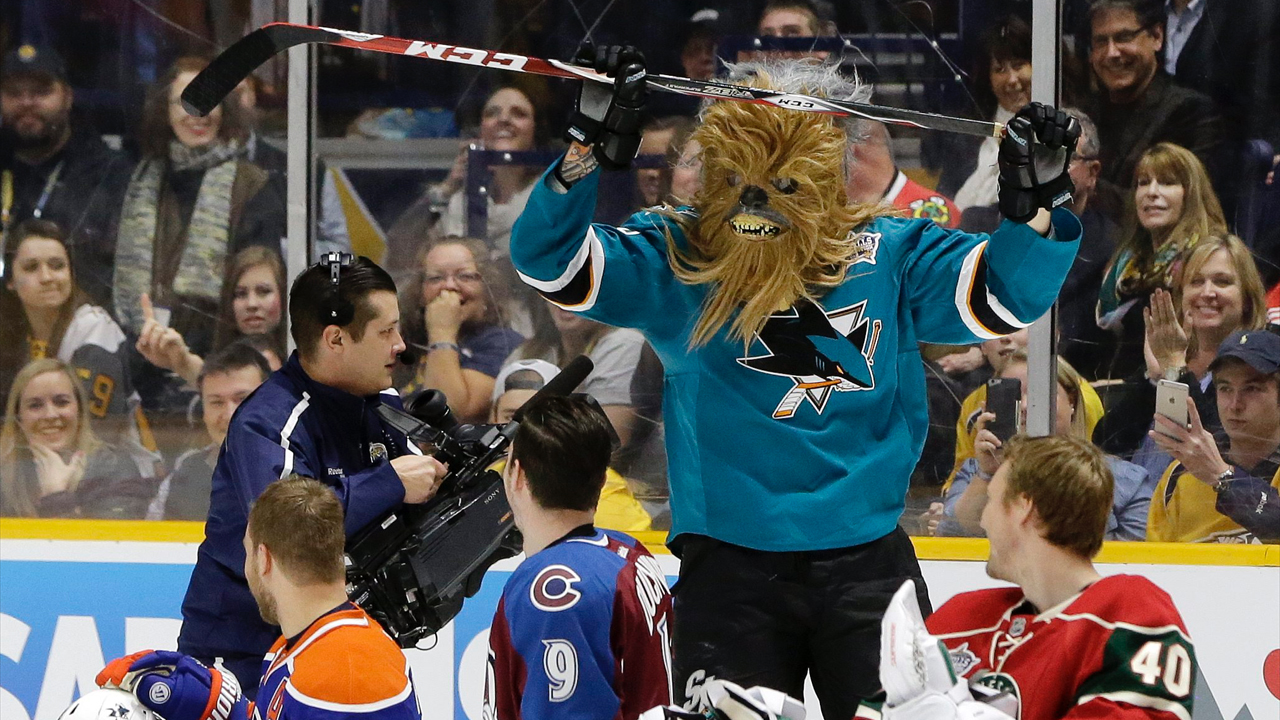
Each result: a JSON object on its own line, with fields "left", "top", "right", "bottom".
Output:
{"left": 176, "top": 255, "right": 446, "bottom": 698}
{"left": 485, "top": 395, "right": 673, "bottom": 720}
{"left": 99, "top": 476, "right": 422, "bottom": 720}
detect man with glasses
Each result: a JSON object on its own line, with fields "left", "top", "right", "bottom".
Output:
{"left": 1087, "top": 0, "right": 1227, "bottom": 219}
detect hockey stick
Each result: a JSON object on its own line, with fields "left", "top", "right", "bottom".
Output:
{"left": 182, "top": 23, "right": 1003, "bottom": 139}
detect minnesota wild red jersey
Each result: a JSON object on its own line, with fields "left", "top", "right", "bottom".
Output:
{"left": 927, "top": 575, "right": 1196, "bottom": 720}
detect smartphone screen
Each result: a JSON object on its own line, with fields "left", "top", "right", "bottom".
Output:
{"left": 986, "top": 378, "right": 1021, "bottom": 443}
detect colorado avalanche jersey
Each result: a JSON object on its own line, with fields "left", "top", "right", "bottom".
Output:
{"left": 918, "top": 575, "right": 1195, "bottom": 720}
{"left": 250, "top": 604, "right": 420, "bottom": 720}
{"left": 509, "top": 165, "right": 1081, "bottom": 551}
{"left": 485, "top": 526, "right": 674, "bottom": 720}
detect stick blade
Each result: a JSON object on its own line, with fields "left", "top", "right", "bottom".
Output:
{"left": 181, "top": 24, "right": 327, "bottom": 116}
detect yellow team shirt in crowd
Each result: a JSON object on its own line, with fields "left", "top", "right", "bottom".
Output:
{"left": 945, "top": 381, "right": 1105, "bottom": 491}
{"left": 490, "top": 460, "right": 652, "bottom": 533}
{"left": 1147, "top": 461, "right": 1280, "bottom": 542}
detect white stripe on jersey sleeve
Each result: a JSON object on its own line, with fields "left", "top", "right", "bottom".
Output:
{"left": 279, "top": 393, "right": 312, "bottom": 479}
{"left": 285, "top": 676, "right": 413, "bottom": 713}
{"left": 1076, "top": 691, "right": 1192, "bottom": 720}
{"left": 515, "top": 227, "right": 606, "bottom": 312}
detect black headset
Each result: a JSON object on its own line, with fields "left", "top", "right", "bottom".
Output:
{"left": 319, "top": 251, "right": 355, "bottom": 326}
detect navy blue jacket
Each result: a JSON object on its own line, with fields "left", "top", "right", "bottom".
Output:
{"left": 177, "top": 353, "right": 417, "bottom": 663}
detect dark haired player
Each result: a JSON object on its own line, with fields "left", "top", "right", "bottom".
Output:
{"left": 176, "top": 254, "right": 446, "bottom": 697}
{"left": 486, "top": 395, "right": 674, "bottom": 720}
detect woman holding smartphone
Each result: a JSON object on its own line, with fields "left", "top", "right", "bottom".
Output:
{"left": 932, "top": 352, "right": 1154, "bottom": 541}
{"left": 1093, "top": 235, "right": 1268, "bottom": 480}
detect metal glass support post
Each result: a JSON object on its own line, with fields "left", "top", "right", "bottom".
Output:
{"left": 285, "top": 0, "right": 318, "bottom": 352}
{"left": 1025, "top": 0, "right": 1065, "bottom": 437}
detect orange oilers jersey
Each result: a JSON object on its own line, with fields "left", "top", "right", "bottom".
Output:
{"left": 250, "top": 604, "right": 420, "bottom": 720}
{"left": 925, "top": 575, "right": 1196, "bottom": 720}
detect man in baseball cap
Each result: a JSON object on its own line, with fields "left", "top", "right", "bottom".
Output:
{"left": 1148, "top": 327, "right": 1280, "bottom": 543}
{"left": 2, "top": 44, "right": 68, "bottom": 83}
{"left": 2, "top": 43, "right": 129, "bottom": 306}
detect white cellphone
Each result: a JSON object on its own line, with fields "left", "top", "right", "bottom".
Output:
{"left": 1155, "top": 379, "right": 1189, "bottom": 431}
{"left": 152, "top": 306, "right": 172, "bottom": 328}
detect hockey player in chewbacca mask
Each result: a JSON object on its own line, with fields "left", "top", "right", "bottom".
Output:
{"left": 509, "top": 43, "right": 1082, "bottom": 718}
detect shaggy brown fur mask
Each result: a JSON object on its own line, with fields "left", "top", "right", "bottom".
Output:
{"left": 666, "top": 61, "right": 887, "bottom": 347}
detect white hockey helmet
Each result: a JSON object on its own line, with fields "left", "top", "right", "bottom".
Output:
{"left": 58, "top": 688, "right": 158, "bottom": 720}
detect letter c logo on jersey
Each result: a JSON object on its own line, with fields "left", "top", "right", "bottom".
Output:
{"left": 530, "top": 565, "right": 583, "bottom": 612}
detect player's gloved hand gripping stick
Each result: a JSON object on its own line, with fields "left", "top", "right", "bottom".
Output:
{"left": 997, "top": 103, "right": 1081, "bottom": 224}
{"left": 564, "top": 42, "right": 647, "bottom": 171}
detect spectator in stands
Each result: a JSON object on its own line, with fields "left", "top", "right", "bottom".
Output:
{"left": 613, "top": 343, "right": 671, "bottom": 528}
{"left": 757, "top": 0, "right": 835, "bottom": 36}
{"left": 1, "top": 358, "right": 151, "bottom": 518}
{"left": 508, "top": 302, "right": 645, "bottom": 448}
{"left": 1165, "top": 0, "right": 1280, "bottom": 209}
{"left": 0, "top": 44, "right": 131, "bottom": 307}
{"left": 651, "top": 9, "right": 724, "bottom": 117}
{"left": 1053, "top": 109, "right": 1121, "bottom": 380}
{"left": 235, "top": 76, "right": 351, "bottom": 258}
{"left": 397, "top": 238, "right": 524, "bottom": 422}
{"left": 0, "top": 220, "right": 153, "bottom": 470}
{"left": 152, "top": 342, "right": 271, "bottom": 521}
{"left": 390, "top": 83, "right": 551, "bottom": 258}
{"left": 1094, "top": 235, "right": 1267, "bottom": 477}
{"left": 670, "top": 135, "right": 704, "bottom": 205}
{"left": 135, "top": 246, "right": 287, "bottom": 390}
{"left": 636, "top": 117, "right": 696, "bottom": 209}
{"left": 1088, "top": 0, "right": 1227, "bottom": 219}
{"left": 846, "top": 122, "right": 959, "bottom": 228}
{"left": 1097, "top": 142, "right": 1228, "bottom": 379}
{"left": 215, "top": 247, "right": 287, "bottom": 357}
{"left": 952, "top": 16, "right": 1032, "bottom": 214}
{"left": 682, "top": 9, "right": 721, "bottom": 80}
{"left": 933, "top": 354, "right": 1153, "bottom": 541}
{"left": 114, "top": 55, "right": 285, "bottom": 365}
{"left": 944, "top": 343, "right": 1107, "bottom": 497}
{"left": 488, "top": 359, "right": 652, "bottom": 533}
{"left": 1148, "top": 328, "right": 1280, "bottom": 543}
{"left": 237, "top": 332, "right": 284, "bottom": 371}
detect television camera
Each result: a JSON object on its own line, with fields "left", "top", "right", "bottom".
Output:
{"left": 345, "top": 356, "right": 594, "bottom": 647}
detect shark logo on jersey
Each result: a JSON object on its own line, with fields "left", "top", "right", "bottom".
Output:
{"left": 738, "top": 298, "right": 881, "bottom": 419}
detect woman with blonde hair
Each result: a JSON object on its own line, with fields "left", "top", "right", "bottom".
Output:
{"left": 1094, "top": 234, "right": 1268, "bottom": 478}
{"left": 396, "top": 237, "right": 524, "bottom": 422}
{"left": 1097, "top": 142, "right": 1228, "bottom": 378}
{"left": 1, "top": 359, "right": 151, "bottom": 518}
{"left": 934, "top": 352, "right": 1154, "bottom": 540}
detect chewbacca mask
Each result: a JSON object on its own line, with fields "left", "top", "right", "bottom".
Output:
{"left": 667, "top": 61, "right": 886, "bottom": 348}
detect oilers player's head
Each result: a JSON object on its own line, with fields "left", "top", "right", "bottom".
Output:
{"left": 980, "top": 435, "right": 1113, "bottom": 583}
{"left": 244, "top": 476, "right": 347, "bottom": 630}
{"left": 290, "top": 255, "right": 405, "bottom": 396}
{"left": 503, "top": 395, "right": 613, "bottom": 555}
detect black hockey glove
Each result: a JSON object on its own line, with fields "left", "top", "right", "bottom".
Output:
{"left": 997, "top": 102, "right": 1081, "bottom": 225}
{"left": 565, "top": 42, "right": 647, "bottom": 171}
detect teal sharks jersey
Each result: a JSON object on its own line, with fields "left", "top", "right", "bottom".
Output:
{"left": 510, "top": 166, "right": 1082, "bottom": 551}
